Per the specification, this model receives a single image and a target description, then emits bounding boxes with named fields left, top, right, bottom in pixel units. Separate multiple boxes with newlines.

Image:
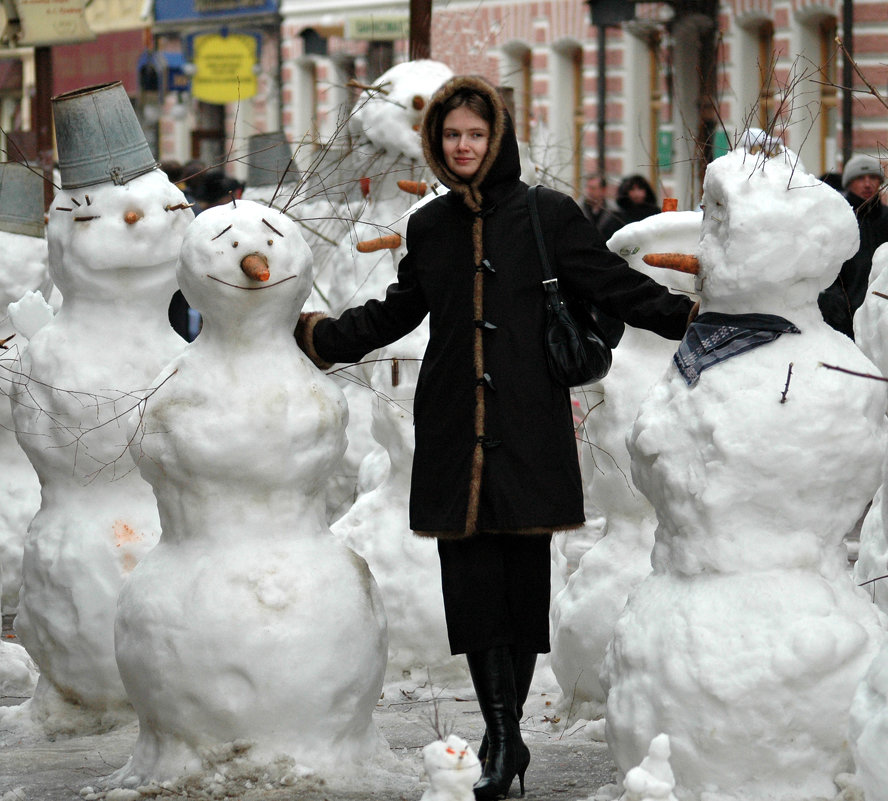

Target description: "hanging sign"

left=191, top=32, right=257, bottom=104
left=15, top=0, right=95, bottom=46
left=346, top=15, right=409, bottom=41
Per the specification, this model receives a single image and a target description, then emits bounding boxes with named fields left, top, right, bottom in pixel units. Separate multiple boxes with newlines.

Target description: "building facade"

left=278, top=0, right=888, bottom=206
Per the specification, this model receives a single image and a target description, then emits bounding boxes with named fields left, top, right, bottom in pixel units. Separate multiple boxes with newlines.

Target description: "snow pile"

left=603, top=147, right=888, bottom=800
left=110, top=200, right=388, bottom=786
left=849, top=642, right=888, bottom=801
left=4, top=168, right=190, bottom=736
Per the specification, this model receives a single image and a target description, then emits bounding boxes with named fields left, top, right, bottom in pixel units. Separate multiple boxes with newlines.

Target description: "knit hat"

left=842, top=154, right=885, bottom=189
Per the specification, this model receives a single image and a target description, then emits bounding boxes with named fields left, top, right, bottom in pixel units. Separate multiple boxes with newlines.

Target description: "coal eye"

left=267, top=239, right=273, bottom=246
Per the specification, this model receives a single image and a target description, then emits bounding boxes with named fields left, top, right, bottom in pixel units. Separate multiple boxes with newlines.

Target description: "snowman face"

left=697, top=149, right=859, bottom=310
left=422, top=734, right=482, bottom=788
left=47, top=169, right=193, bottom=294
left=176, top=199, right=313, bottom=326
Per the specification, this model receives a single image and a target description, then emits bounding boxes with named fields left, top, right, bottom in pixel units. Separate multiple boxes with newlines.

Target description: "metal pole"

left=841, top=0, right=854, bottom=164
left=409, top=0, right=432, bottom=61
left=597, top=24, right=607, bottom=174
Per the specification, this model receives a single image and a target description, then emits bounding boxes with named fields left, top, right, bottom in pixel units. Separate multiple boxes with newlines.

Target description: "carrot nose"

left=642, top=252, right=700, bottom=275
left=124, top=210, right=142, bottom=225
left=241, top=252, right=270, bottom=281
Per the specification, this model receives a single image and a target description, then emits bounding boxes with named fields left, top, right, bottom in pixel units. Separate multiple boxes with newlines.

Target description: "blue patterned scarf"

left=675, top=312, right=801, bottom=386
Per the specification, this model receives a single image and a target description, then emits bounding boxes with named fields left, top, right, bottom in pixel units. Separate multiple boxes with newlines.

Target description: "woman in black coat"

left=616, top=173, right=661, bottom=223
left=297, top=74, right=695, bottom=799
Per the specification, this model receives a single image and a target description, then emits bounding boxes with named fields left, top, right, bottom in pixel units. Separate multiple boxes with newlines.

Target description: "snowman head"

left=349, top=60, right=454, bottom=160
left=421, top=734, right=481, bottom=799
left=696, top=147, right=859, bottom=314
left=47, top=168, right=192, bottom=298
left=177, top=199, right=313, bottom=331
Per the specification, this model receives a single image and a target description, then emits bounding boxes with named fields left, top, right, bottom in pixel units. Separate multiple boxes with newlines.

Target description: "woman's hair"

left=616, top=173, right=657, bottom=206
left=436, top=88, right=495, bottom=138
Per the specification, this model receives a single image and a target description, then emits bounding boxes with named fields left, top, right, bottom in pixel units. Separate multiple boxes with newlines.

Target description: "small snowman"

left=5, top=82, right=191, bottom=735
left=111, top=199, right=388, bottom=785
left=0, top=162, right=51, bottom=616
left=619, top=734, right=679, bottom=801
left=420, top=734, right=481, bottom=801
left=602, top=144, right=888, bottom=800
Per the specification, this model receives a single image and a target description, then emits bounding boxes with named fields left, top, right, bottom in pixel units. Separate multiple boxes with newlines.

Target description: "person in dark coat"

left=818, top=153, right=888, bottom=339
left=615, top=173, right=660, bottom=223
left=296, top=75, right=695, bottom=800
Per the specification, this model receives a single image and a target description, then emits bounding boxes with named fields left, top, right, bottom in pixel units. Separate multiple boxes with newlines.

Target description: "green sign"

left=712, top=129, right=730, bottom=158
left=657, top=130, right=673, bottom=171
left=347, top=16, right=410, bottom=41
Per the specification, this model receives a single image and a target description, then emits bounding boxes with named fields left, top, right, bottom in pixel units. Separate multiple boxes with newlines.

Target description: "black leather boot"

left=467, top=646, right=531, bottom=799
left=477, top=649, right=537, bottom=765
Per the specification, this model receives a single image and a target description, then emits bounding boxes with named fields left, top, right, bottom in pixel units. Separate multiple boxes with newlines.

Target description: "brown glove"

left=295, top=311, right=334, bottom=369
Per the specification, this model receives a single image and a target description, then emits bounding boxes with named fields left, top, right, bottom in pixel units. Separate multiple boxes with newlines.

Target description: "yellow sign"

left=16, top=0, right=95, bottom=46
left=192, top=33, right=257, bottom=105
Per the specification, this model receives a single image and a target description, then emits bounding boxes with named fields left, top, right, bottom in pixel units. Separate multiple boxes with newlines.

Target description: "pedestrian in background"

left=818, top=154, right=888, bottom=339
left=580, top=172, right=625, bottom=242
left=616, top=173, right=660, bottom=223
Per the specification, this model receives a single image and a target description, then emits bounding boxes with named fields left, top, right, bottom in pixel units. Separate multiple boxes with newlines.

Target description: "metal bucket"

left=52, top=82, right=159, bottom=189
left=0, top=162, right=45, bottom=238
left=246, top=132, right=300, bottom=188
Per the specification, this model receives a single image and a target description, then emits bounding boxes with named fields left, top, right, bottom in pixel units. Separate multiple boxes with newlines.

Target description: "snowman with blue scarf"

left=602, top=143, right=888, bottom=800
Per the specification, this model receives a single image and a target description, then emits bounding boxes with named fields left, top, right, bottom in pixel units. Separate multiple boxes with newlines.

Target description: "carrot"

left=356, top=233, right=402, bottom=253
left=397, top=179, right=427, bottom=196
left=642, top=252, right=700, bottom=275
left=241, top=253, right=270, bottom=281
left=662, top=198, right=678, bottom=212
left=359, top=176, right=371, bottom=198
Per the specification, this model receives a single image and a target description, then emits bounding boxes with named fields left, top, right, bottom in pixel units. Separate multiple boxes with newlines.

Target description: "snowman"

left=5, top=83, right=191, bottom=735
left=550, top=207, right=700, bottom=720
left=0, top=162, right=52, bottom=616
left=602, top=145, right=888, bottom=799
left=850, top=242, right=888, bottom=615
left=419, top=734, right=481, bottom=801
left=330, top=192, right=467, bottom=682
left=110, top=199, right=388, bottom=785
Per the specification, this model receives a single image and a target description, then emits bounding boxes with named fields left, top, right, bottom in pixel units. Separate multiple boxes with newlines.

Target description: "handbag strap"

left=528, top=185, right=564, bottom=312
left=527, top=185, right=555, bottom=283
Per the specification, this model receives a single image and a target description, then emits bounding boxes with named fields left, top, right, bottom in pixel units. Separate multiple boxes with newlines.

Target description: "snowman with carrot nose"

left=602, top=141, right=888, bottom=799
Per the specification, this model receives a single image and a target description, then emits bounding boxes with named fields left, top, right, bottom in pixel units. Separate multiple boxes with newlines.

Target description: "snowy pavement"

left=1, top=617, right=617, bottom=801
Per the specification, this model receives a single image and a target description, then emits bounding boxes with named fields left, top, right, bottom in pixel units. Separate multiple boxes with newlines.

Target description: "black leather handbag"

left=527, top=185, right=620, bottom=387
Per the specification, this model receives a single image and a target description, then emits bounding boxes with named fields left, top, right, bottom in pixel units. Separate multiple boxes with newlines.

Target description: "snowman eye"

left=267, top=239, right=273, bottom=246
left=262, top=218, right=284, bottom=237
left=232, top=241, right=238, bottom=248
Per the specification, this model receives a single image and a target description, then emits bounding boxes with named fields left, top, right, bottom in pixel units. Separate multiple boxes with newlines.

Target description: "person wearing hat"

left=818, top=153, right=888, bottom=339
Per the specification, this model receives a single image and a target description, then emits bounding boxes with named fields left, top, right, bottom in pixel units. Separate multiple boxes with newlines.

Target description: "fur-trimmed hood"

left=421, top=74, right=522, bottom=213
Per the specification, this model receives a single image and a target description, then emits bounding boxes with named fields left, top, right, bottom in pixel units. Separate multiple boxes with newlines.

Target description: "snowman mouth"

left=205, top=273, right=300, bottom=291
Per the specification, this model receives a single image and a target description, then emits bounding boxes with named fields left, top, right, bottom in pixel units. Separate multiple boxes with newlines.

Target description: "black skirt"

left=436, top=532, right=552, bottom=655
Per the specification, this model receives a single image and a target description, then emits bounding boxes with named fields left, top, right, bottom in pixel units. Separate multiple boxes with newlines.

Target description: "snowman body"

left=8, top=169, right=190, bottom=727
left=603, top=149, right=888, bottom=800
left=0, top=230, right=50, bottom=614
left=113, top=201, right=387, bottom=784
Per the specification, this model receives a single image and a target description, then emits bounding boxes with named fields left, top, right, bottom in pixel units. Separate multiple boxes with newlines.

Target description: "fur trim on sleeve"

left=295, top=311, right=334, bottom=370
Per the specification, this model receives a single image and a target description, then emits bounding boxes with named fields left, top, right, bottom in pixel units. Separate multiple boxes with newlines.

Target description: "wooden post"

left=33, top=45, right=54, bottom=209
left=409, top=0, right=431, bottom=61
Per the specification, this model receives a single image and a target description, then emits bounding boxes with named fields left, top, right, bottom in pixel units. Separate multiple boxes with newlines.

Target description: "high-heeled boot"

left=478, top=649, right=537, bottom=765
left=467, top=646, right=531, bottom=799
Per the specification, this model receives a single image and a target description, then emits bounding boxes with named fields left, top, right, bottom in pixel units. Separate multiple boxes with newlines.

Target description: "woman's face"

left=442, top=106, right=490, bottom=181
left=627, top=184, right=647, bottom=204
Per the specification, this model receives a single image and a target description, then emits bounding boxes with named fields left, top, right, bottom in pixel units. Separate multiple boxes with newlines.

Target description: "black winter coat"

left=818, top=191, right=888, bottom=339
left=305, top=76, right=693, bottom=538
